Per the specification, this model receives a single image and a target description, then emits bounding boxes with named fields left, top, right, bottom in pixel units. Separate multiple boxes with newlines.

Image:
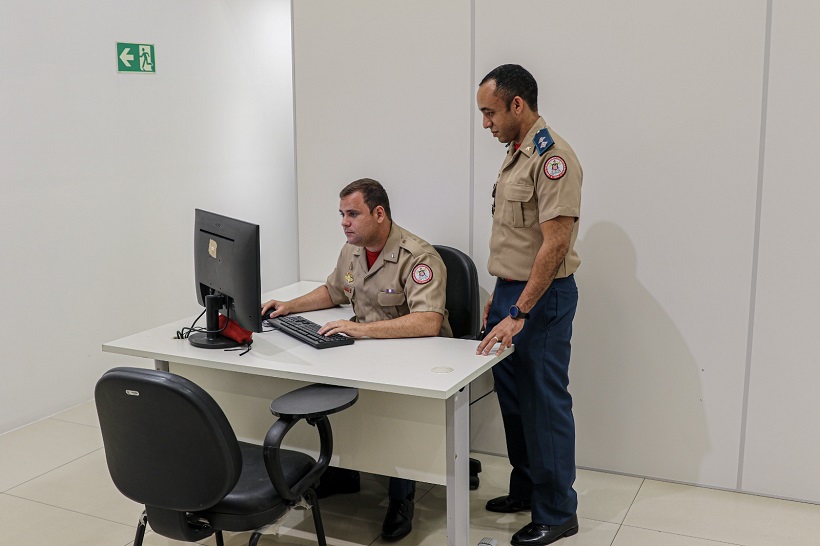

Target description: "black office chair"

left=434, top=245, right=485, bottom=489
left=434, top=245, right=481, bottom=340
left=95, top=367, right=358, bottom=546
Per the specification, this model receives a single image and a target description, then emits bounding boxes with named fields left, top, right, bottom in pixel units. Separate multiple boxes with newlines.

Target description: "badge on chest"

left=343, top=270, right=354, bottom=296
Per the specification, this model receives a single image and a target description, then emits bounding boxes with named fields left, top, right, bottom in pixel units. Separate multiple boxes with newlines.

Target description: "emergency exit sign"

left=117, top=42, right=155, bottom=73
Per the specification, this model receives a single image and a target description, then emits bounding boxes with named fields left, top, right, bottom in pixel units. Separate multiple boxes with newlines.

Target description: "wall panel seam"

left=469, top=0, right=476, bottom=256
left=290, top=0, right=301, bottom=280
left=737, top=0, right=773, bottom=491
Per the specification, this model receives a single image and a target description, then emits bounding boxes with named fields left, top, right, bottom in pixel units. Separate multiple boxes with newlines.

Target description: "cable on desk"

left=174, top=308, right=253, bottom=355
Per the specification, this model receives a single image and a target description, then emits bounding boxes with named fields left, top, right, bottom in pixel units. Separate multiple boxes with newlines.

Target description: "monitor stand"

left=189, top=294, right=239, bottom=349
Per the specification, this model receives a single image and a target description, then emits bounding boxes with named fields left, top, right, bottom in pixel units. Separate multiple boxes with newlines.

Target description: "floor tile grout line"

left=608, top=522, right=621, bottom=546
left=605, top=477, right=645, bottom=546
left=2, top=446, right=104, bottom=494
left=617, top=523, right=746, bottom=546
left=622, top=477, right=645, bottom=523
left=1, top=490, right=137, bottom=530
left=0, top=409, right=97, bottom=438
left=49, top=416, right=99, bottom=429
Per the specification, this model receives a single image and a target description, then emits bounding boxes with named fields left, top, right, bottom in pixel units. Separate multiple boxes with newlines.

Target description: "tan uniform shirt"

left=488, top=117, right=582, bottom=281
left=325, top=223, right=452, bottom=337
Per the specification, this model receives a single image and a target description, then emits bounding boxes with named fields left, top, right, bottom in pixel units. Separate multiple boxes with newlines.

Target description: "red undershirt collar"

left=366, top=248, right=381, bottom=269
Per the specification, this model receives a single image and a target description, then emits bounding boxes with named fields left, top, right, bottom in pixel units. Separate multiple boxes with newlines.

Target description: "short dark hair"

left=340, top=178, right=392, bottom=220
left=480, top=64, right=538, bottom=112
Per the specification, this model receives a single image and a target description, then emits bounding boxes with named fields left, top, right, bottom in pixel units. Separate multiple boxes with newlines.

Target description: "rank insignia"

left=533, top=127, right=555, bottom=156
left=344, top=271, right=354, bottom=283
left=412, top=264, right=433, bottom=285
left=544, top=156, right=567, bottom=180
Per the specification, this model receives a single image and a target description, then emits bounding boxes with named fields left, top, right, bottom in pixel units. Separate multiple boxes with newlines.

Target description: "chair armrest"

left=263, top=384, right=358, bottom=502
left=269, top=383, right=358, bottom=420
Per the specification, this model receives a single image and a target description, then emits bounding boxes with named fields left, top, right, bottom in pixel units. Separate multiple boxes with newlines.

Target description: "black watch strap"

left=509, top=305, right=530, bottom=320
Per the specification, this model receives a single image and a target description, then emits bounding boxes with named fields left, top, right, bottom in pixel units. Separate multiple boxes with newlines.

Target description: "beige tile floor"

left=2, top=401, right=819, bottom=546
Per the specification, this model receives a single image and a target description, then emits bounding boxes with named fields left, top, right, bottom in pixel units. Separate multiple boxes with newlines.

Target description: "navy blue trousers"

left=487, top=275, right=578, bottom=525
left=389, top=478, right=415, bottom=500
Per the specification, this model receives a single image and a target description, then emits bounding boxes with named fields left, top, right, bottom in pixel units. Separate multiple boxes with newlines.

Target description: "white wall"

left=0, top=0, right=297, bottom=434
left=292, top=1, right=820, bottom=504
left=292, top=0, right=473, bottom=281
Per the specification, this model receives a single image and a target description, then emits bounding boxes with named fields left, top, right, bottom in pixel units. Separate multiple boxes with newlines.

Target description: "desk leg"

left=446, top=388, right=469, bottom=546
left=154, top=360, right=169, bottom=372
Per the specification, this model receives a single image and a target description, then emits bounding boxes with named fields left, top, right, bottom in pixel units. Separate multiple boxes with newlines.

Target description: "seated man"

left=262, top=178, right=452, bottom=541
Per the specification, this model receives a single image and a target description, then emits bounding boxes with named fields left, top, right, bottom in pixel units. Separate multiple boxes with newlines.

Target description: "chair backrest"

left=95, top=367, right=242, bottom=511
left=433, top=245, right=481, bottom=339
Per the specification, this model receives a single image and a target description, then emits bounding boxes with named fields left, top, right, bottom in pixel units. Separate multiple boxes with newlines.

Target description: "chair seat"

left=203, top=442, right=317, bottom=531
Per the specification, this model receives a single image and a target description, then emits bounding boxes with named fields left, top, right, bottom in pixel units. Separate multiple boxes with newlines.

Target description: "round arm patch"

left=412, top=263, right=433, bottom=284
left=545, top=156, right=567, bottom=180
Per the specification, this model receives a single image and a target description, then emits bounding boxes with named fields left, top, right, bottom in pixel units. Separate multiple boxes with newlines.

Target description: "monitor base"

left=188, top=332, right=239, bottom=349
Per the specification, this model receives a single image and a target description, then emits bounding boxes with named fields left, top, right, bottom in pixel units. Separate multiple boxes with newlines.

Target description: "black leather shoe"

left=511, top=515, right=579, bottom=545
left=381, top=497, right=414, bottom=542
left=314, top=467, right=360, bottom=499
left=469, top=457, right=482, bottom=490
left=485, top=495, right=532, bottom=513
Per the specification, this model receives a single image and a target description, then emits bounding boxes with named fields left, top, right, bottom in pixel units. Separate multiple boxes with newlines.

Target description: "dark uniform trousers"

left=487, top=275, right=578, bottom=525
left=389, top=478, right=414, bottom=500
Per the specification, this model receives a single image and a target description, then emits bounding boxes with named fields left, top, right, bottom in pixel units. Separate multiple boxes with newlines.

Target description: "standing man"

left=475, top=64, right=582, bottom=546
left=262, top=178, right=452, bottom=542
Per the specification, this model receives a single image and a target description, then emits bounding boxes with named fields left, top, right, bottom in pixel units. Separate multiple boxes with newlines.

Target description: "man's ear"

left=511, top=96, right=524, bottom=114
left=373, top=205, right=386, bottom=222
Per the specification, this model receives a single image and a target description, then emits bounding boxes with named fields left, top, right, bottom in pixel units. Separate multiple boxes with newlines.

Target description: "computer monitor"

left=189, top=209, right=263, bottom=349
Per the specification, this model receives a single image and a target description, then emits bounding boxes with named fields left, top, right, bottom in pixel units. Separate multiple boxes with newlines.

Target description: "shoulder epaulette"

left=533, top=127, right=554, bottom=156
left=399, top=235, right=426, bottom=257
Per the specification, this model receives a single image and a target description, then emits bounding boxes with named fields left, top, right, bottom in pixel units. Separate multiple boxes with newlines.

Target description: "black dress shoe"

left=314, top=467, right=360, bottom=499
left=485, top=495, right=532, bottom=513
left=381, top=497, right=414, bottom=542
left=511, top=515, right=579, bottom=545
left=470, top=457, right=482, bottom=490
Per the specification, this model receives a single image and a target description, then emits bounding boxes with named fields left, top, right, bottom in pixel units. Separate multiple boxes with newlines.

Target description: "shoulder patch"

left=412, top=263, right=433, bottom=285
left=533, top=128, right=555, bottom=156
left=544, top=156, right=567, bottom=180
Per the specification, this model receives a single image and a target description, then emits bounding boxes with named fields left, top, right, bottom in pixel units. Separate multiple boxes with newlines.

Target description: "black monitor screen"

left=190, top=209, right=262, bottom=349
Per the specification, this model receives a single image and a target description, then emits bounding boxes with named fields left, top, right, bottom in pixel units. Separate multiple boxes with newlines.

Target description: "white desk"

left=103, top=281, right=511, bottom=546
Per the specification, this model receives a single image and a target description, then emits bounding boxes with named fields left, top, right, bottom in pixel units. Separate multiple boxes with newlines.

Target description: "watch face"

left=510, top=305, right=521, bottom=318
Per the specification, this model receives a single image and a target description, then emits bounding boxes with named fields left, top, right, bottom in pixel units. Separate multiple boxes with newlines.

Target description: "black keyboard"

left=266, top=315, right=355, bottom=349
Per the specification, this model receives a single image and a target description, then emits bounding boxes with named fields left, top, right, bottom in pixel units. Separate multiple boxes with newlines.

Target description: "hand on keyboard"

left=266, top=315, right=354, bottom=349
left=317, top=318, right=365, bottom=338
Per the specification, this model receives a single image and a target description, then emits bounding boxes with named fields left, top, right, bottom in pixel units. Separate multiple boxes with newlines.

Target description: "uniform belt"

left=497, top=274, right=574, bottom=284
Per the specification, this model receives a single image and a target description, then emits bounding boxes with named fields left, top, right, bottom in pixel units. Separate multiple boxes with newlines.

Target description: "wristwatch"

left=509, top=305, right=530, bottom=320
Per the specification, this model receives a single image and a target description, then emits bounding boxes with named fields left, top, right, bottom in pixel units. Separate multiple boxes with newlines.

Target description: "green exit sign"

left=117, top=42, right=155, bottom=73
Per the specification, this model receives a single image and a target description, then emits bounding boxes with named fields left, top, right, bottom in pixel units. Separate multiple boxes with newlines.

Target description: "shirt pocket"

left=377, top=291, right=406, bottom=307
left=504, top=184, right=538, bottom=228
left=377, top=290, right=406, bottom=319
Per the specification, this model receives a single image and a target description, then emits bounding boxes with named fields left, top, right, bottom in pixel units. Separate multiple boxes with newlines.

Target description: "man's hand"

left=261, top=286, right=335, bottom=319
left=318, top=319, right=365, bottom=338
left=482, top=292, right=494, bottom=329
left=261, top=299, right=293, bottom=318
left=476, top=316, right=524, bottom=356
